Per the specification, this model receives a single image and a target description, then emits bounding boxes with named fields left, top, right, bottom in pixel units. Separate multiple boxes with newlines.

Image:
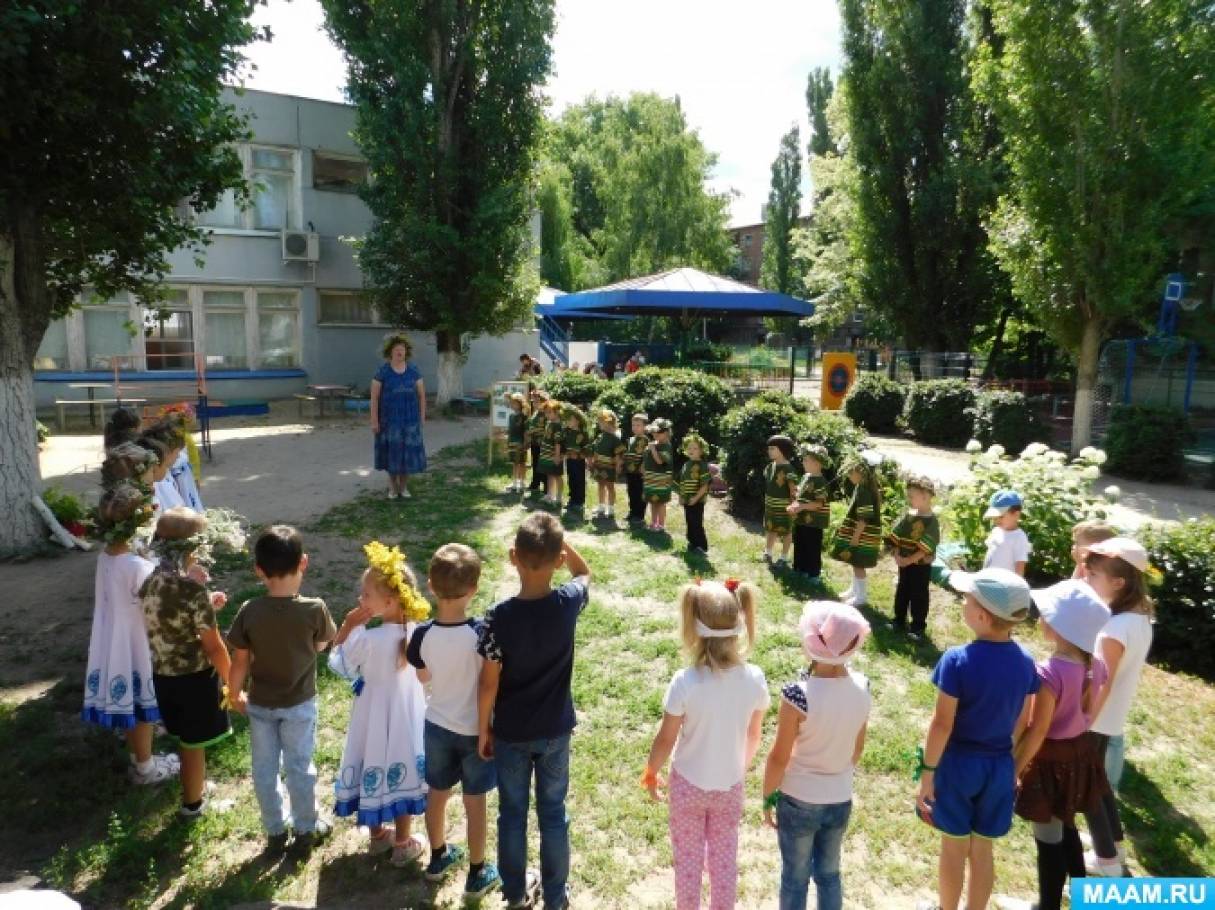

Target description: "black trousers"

left=625, top=472, right=645, bottom=520
left=566, top=457, right=586, bottom=508
left=894, top=562, right=932, bottom=631
left=528, top=442, right=544, bottom=490
left=1084, top=733, right=1125, bottom=859
left=684, top=502, right=708, bottom=551
left=792, top=525, right=823, bottom=576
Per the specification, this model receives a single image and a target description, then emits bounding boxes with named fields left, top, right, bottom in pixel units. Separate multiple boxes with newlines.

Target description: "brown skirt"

left=1015, top=733, right=1110, bottom=825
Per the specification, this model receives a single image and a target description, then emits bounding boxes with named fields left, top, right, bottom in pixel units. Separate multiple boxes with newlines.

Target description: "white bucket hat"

left=1030, top=579, right=1111, bottom=654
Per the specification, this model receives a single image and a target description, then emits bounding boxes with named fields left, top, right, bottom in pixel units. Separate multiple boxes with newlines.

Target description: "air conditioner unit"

left=281, top=230, right=320, bottom=263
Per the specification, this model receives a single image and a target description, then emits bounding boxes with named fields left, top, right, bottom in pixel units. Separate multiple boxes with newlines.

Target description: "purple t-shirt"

left=1039, top=655, right=1108, bottom=740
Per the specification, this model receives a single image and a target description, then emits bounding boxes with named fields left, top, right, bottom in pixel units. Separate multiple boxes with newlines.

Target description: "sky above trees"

left=239, top=0, right=840, bottom=226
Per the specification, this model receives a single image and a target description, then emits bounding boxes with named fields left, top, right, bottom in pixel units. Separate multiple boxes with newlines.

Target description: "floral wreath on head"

left=92, top=485, right=156, bottom=545
left=364, top=540, right=431, bottom=622
left=597, top=408, right=619, bottom=429
left=681, top=429, right=709, bottom=458
left=157, top=402, right=196, bottom=428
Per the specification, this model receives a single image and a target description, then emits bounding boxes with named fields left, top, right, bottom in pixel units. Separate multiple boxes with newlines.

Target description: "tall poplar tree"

left=805, top=68, right=837, bottom=158
left=974, top=0, right=1215, bottom=448
left=760, top=125, right=803, bottom=295
left=322, top=0, right=555, bottom=404
left=0, top=1, right=258, bottom=555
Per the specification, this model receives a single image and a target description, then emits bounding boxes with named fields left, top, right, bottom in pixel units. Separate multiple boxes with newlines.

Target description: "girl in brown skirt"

left=1011, top=580, right=1113, bottom=910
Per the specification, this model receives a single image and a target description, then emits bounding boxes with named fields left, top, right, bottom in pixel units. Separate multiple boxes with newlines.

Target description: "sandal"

left=390, top=835, right=425, bottom=867
left=368, top=827, right=394, bottom=855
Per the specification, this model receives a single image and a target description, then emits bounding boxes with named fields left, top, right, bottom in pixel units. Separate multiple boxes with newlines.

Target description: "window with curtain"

left=34, top=320, right=69, bottom=370
left=84, top=309, right=133, bottom=369
left=318, top=291, right=376, bottom=324
left=196, top=188, right=241, bottom=228
left=143, top=289, right=194, bottom=371
left=257, top=291, right=299, bottom=367
left=203, top=290, right=248, bottom=368
left=252, top=148, right=294, bottom=230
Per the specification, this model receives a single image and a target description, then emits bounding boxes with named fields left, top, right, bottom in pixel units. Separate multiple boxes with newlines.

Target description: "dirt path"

left=0, top=414, right=487, bottom=701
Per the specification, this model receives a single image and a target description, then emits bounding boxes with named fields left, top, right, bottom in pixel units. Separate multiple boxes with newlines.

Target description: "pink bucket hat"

left=1086, top=537, right=1149, bottom=573
left=799, top=601, right=871, bottom=665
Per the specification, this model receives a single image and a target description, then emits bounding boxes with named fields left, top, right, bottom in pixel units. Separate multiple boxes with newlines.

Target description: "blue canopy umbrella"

left=541, top=267, right=815, bottom=320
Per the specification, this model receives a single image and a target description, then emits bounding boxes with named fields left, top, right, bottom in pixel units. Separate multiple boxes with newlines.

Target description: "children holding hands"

left=327, top=541, right=429, bottom=866
left=644, top=579, right=767, bottom=910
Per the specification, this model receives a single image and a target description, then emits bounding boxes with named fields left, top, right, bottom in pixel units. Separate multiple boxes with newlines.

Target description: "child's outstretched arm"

left=1013, top=689, right=1055, bottom=779
left=762, top=701, right=801, bottom=828
left=199, top=625, right=231, bottom=685
left=228, top=648, right=252, bottom=714
left=917, top=691, right=958, bottom=824
left=643, top=712, right=683, bottom=801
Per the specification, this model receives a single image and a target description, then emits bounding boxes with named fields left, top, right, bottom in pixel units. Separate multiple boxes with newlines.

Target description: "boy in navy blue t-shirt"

left=477, top=513, right=590, bottom=910
left=916, top=568, right=1038, bottom=910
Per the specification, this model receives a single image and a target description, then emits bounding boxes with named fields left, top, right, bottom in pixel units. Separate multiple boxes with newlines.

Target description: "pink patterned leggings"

left=668, top=768, right=744, bottom=910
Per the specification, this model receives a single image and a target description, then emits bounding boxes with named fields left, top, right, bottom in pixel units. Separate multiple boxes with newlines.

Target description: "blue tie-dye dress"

left=373, top=362, right=427, bottom=475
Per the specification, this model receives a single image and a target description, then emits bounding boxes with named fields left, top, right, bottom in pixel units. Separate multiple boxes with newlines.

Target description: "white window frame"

left=193, top=144, right=303, bottom=234
left=317, top=289, right=385, bottom=326
left=254, top=288, right=305, bottom=369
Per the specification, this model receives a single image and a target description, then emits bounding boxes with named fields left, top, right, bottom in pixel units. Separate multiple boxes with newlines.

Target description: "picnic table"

left=305, top=384, right=352, bottom=418
left=67, top=383, right=117, bottom=428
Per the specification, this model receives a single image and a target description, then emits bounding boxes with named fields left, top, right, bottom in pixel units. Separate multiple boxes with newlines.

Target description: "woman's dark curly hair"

left=381, top=332, right=413, bottom=359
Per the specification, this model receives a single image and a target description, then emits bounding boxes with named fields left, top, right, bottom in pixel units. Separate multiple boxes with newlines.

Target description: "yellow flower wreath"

left=363, top=540, right=431, bottom=622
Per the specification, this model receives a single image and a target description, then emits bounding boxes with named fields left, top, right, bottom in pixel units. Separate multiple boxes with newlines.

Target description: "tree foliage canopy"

left=760, top=124, right=803, bottom=295
left=322, top=0, right=555, bottom=342
left=539, top=93, right=733, bottom=289
left=0, top=0, right=260, bottom=352
left=805, top=67, right=837, bottom=159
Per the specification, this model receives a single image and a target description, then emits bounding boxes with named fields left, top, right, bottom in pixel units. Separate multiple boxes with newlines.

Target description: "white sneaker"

left=1085, top=850, right=1125, bottom=877
left=399, top=488, right=412, bottom=499
left=996, top=898, right=1037, bottom=910
left=129, top=753, right=180, bottom=785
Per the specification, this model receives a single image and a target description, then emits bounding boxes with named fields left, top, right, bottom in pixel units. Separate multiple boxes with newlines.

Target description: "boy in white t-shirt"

left=982, top=490, right=1031, bottom=576
left=405, top=544, right=501, bottom=899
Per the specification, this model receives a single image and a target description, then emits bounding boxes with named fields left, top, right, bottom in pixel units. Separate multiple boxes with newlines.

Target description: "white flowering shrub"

left=946, top=444, right=1117, bottom=580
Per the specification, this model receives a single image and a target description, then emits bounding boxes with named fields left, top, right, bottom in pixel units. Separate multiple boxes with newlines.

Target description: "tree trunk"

left=0, top=233, right=48, bottom=556
left=1070, top=317, right=1103, bottom=453
left=434, top=330, right=465, bottom=408
left=982, top=307, right=1012, bottom=380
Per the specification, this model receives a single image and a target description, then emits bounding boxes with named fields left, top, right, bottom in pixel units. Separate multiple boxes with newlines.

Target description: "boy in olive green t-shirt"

left=886, top=476, right=940, bottom=638
left=227, top=525, right=337, bottom=850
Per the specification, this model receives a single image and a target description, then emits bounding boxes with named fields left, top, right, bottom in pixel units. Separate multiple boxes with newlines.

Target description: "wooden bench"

left=451, top=393, right=491, bottom=415
left=55, top=397, right=146, bottom=431
left=294, top=393, right=318, bottom=418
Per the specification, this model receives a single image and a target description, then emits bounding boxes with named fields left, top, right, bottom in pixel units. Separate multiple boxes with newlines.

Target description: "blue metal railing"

left=539, top=314, right=569, bottom=366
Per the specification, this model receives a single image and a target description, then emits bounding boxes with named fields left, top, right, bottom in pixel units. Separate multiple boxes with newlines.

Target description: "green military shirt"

left=643, top=441, right=673, bottom=486
left=563, top=425, right=590, bottom=460
left=140, top=562, right=215, bottom=676
left=763, top=461, right=799, bottom=513
left=888, top=511, right=941, bottom=560
left=508, top=411, right=526, bottom=445
left=526, top=410, right=546, bottom=444
left=794, top=472, right=830, bottom=529
left=541, top=418, right=564, bottom=462
left=678, top=458, right=709, bottom=501
left=594, top=431, right=625, bottom=470
left=625, top=435, right=648, bottom=474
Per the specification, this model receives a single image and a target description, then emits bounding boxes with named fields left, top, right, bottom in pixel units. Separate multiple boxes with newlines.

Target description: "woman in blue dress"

left=370, top=333, right=427, bottom=499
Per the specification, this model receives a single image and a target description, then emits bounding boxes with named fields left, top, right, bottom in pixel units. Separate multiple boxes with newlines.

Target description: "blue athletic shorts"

left=424, top=720, right=497, bottom=795
left=920, top=749, right=1015, bottom=839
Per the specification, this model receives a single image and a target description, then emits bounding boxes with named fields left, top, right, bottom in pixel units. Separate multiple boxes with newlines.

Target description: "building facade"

left=34, top=88, right=544, bottom=410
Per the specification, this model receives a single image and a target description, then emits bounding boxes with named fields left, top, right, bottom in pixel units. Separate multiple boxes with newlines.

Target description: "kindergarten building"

left=33, top=87, right=546, bottom=411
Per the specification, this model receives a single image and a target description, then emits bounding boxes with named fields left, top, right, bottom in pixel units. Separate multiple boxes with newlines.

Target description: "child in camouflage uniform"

left=505, top=393, right=528, bottom=493
left=140, top=507, right=233, bottom=816
left=591, top=409, right=626, bottom=518
left=678, top=431, right=711, bottom=553
left=831, top=454, right=884, bottom=607
left=525, top=389, right=549, bottom=497
left=763, top=435, right=800, bottom=566
left=562, top=405, right=592, bottom=517
left=624, top=413, right=650, bottom=524
left=787, top=443, right=831, bottom=582
left=643, top=418, right=675, bottom=531
left=538, top=399, right=565, bottom=507
left=887, top=475, right=940, bottom=639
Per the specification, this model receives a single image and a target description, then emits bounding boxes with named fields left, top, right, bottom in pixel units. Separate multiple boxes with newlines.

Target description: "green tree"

left=543, top=94, right=733, bottom=285
left=974, top=0, right=1215, bottom=449
left=760, top=125, right=803, bottom=295
left=805, top=67, right=837, bottom=158
left=840, top=0, right=1004, bottom=351
left=322, top=0, right=554, bottom=404
left=0, top=1, right=259, bottom=555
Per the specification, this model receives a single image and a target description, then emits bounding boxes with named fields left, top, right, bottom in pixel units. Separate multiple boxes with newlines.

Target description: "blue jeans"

left=1103, top=733, right=1125, bottom=792
left=247, top=698, right=320, bottom=835
left=495, top=735, right=571, bottom=908
left=776, top=794, right=852, bottom=910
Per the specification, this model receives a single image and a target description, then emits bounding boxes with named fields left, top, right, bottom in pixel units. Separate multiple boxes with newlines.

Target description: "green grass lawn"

left=4, top=442, right=1212, bottom=908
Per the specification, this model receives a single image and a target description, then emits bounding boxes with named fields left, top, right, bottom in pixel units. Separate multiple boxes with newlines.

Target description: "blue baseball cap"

left=984, top=489, right=1024, bottom=519
left=949, top=567, right=1032, bottom=622
left=1030, top=579, right=1111, bottom=653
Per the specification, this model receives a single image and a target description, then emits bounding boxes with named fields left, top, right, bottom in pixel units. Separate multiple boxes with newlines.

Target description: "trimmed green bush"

left=683, top=342, right=733, bottom=363
left=946, top=443, right=1113, bottom=581
left=904, top=379, right=977, bottom=448
left=967, top=389, right=1049, bottom=455
left=1142, top=518, right=1215, bottom=680
left=590, top=367, right=733, bottom=452
left=844, top=373, right=906, bottom=434
left=751, top=389, right=811, bottom=414
left=720, top=396, right=866, bottom=518
left=536, top=370, right=607, bottom=410
left=36, top=420, right=49, bottom=444
left=1104, top=404, right=1193, bottom=482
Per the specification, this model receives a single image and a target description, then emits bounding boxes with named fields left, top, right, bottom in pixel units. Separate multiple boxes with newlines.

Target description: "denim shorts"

left=424, top=720, right=497, bottom=795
